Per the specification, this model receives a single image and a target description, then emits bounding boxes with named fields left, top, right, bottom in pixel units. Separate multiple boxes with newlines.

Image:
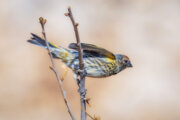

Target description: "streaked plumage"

left=28, top=33, right=132, bottom=78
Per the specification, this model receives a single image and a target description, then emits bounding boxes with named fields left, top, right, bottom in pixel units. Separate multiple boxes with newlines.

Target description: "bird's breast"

left=69, top=57, right=118, bottom=77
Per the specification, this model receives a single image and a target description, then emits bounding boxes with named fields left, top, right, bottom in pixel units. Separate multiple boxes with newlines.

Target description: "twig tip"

left=39, top=17, right=47, bottom=25
left=68, top=6, right=71, bottom=10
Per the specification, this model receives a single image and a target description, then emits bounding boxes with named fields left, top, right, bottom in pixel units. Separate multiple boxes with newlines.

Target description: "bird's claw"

left=78, top=88, right=87, bottom=97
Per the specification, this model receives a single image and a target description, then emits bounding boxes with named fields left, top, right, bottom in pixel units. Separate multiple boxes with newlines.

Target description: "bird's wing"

left=68, top=43, right=116, bottom=60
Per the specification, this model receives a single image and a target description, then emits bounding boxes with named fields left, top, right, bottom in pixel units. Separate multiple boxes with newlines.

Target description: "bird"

left=28, top=33, right=132, bottom=78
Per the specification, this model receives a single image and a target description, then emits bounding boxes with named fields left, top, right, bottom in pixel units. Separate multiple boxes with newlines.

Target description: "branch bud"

left=49, top=66, right=54, bottom=71
left=84, top=97, right=91, bottom=107
left=75, top=23, right=79, bottom=26
left=39, top=17, right=46, bottom=25
left=64, top=13, right=69, bottom=16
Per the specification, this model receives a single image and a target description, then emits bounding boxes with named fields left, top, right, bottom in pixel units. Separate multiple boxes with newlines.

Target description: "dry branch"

left=65, top=6, right=87, bottom=120
left=39, top=17, right=76, bottom=120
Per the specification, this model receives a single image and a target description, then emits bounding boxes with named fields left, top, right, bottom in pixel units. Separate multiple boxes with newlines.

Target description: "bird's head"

left=115, top=54, right=133, bottom=71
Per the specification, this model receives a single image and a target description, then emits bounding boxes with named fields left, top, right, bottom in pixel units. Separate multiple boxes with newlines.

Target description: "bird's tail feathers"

left=28, top=33, right=75, bottom=64
left=27, top=33, right=57, bottom=49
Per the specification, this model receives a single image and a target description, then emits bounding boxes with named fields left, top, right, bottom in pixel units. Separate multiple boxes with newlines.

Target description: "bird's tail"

left=28, top=33, right=59, bottom=49
left=28, top=33, right=75, bottom=64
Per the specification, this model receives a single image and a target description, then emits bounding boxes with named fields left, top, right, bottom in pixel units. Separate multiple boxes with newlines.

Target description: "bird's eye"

left=124, top=60, right=128, bottom=63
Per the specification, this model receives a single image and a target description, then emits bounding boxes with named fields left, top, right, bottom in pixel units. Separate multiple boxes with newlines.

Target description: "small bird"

left=28, top=33, right=132, bottom=78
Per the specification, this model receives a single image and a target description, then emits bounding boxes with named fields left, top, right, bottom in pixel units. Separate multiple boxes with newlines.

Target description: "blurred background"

left=0, top=0, right=180, bottom=120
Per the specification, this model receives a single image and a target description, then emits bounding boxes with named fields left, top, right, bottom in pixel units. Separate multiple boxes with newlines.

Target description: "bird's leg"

left=73, top=65, right=87, bottom=95
left=73, top=73, right=80, bottom=84
left=77, top=69, right=87, bottom=97
left=73, top=67, right=87, bottom=95
left=77, top=69, right=87, bottom=77
left=73, top=65, right=87, bottom=76
left=78, top=86, right=87, bottom=96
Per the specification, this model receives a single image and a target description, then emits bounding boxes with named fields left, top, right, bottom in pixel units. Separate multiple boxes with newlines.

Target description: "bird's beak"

left=126, top=61, right=133, bottom=67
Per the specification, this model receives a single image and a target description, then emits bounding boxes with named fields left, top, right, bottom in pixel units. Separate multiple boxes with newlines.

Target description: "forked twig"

left=65, top=6, right=87, bottom=120
left=39, top=17, right=76, bottom=120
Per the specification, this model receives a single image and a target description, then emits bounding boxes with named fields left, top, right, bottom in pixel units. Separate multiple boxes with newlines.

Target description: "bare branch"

left=66, top=6, right=84, bottom=69
left=39, top=17, right=76, bottom=120
left=65, top=6, right=87, bottom=120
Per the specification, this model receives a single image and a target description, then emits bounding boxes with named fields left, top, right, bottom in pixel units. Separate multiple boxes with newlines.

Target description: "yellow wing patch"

left=105, top=58, right=114, bottom=63
left=50, top=42, right=60, bottom=48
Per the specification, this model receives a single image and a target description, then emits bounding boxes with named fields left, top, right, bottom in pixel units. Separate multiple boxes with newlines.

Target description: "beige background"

left=0, top=0, right=180, bottom=120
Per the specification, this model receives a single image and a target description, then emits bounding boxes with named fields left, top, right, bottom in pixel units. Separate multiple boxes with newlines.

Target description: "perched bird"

left=28, top=33, right=132, bottom=78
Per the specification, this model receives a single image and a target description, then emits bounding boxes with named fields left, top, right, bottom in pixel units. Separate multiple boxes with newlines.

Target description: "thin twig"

left=39, top=17, right=76, bottom=120
left=65, top=6, right=87, bottom=120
